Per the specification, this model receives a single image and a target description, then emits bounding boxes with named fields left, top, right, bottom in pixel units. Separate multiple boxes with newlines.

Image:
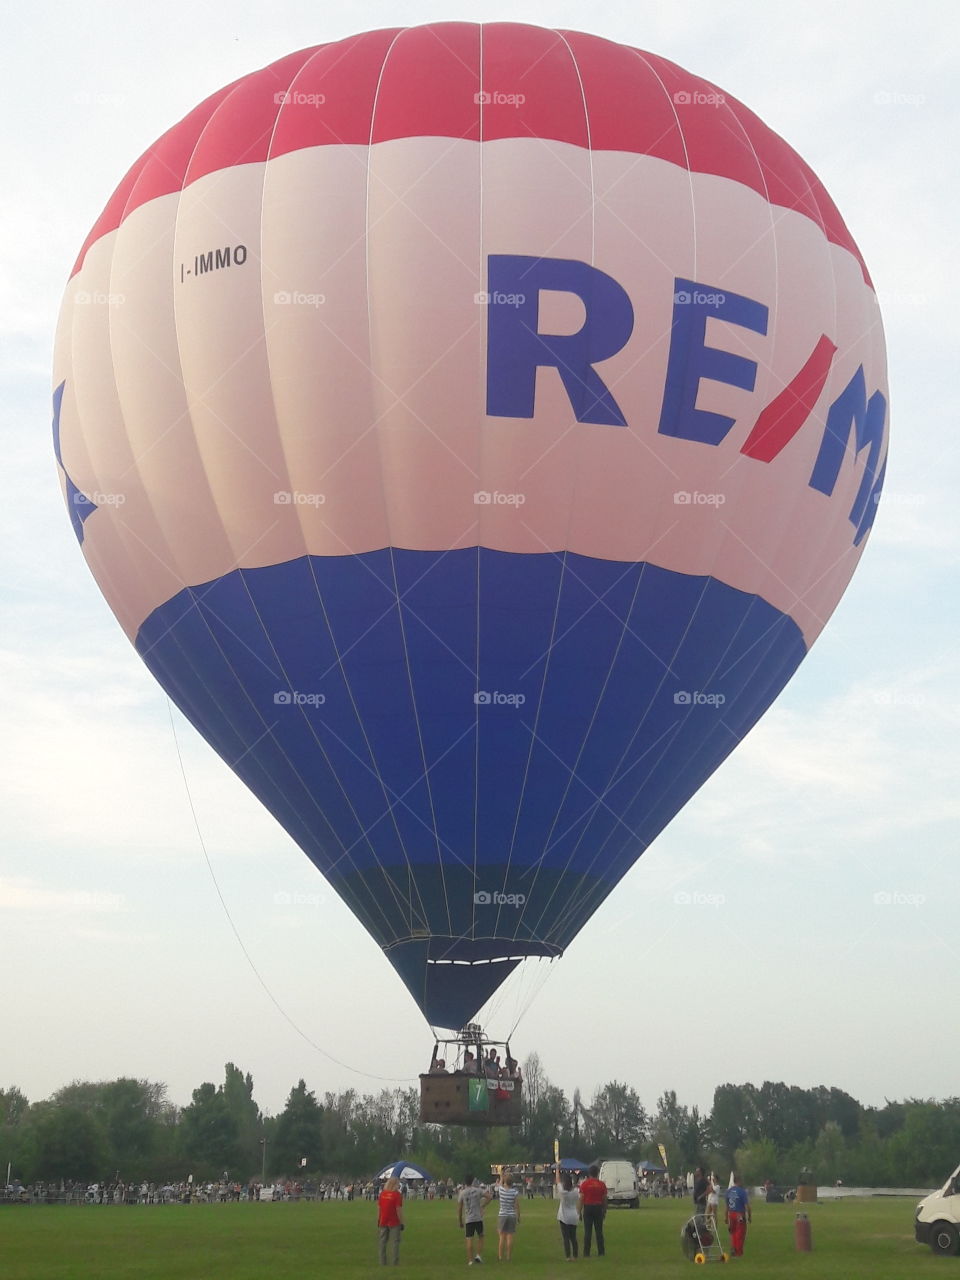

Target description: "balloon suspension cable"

left=460, top=949, right=560, bottom=1050
left=478, top=948, right=536, bottom=1033
left=505, top=954, right=562, bottom=1044
left=166, top=699, right=415, bottom=1084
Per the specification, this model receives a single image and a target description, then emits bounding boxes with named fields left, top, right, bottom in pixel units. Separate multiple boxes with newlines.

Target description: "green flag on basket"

left=468, top=1079, right=490, bottom=1111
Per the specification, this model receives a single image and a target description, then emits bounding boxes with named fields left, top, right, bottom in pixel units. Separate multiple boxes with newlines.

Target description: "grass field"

left=0, top=1194, right=940, bottom=1280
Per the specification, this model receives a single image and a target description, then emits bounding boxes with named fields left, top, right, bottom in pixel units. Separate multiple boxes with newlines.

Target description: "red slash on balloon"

left=740, top=334, right=837, bottom=462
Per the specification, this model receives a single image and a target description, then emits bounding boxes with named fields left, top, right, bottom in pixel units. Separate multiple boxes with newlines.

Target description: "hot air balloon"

left=53, top=25, right=888, bottom=1063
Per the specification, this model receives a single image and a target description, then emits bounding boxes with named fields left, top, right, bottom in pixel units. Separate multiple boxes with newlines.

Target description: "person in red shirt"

left=378, top=1176, right=405, bottom=1265
left=578, top=1165, right=608, bottom=1257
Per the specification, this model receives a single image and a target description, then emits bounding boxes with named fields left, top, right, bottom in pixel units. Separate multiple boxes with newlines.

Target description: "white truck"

left=597, top=1159, right=640, bottom=1209
left=915, top=1164, right=960, bottom=1255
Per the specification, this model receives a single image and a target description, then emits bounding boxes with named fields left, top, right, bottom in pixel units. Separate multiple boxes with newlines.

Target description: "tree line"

left=2, top=1055, right=957, bottom=1188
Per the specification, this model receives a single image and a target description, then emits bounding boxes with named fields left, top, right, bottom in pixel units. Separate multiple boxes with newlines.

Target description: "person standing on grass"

left=724, top=1173, right=752, bottom=1258
left=555, top=1170, right=581, bottom=1260
left=578, top=1164, right=608, bottom=1257
left=458, top=1174, right=490, bottom=1265
left=377, top=1176, right=405, bottom=1265
left=693, top=1167, right=708, bottom=1215
left=495, top=1172, right=521, bottom=1260
left=705, top=1176, right=720, bottom=1229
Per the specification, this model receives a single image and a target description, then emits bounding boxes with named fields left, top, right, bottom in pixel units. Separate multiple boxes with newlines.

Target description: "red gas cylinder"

left=795, top=1211, right=813, bottom=1251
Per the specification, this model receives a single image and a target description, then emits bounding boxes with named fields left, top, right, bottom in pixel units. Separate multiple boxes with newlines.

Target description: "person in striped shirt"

left=494, top=1173, right=521, bottom=1260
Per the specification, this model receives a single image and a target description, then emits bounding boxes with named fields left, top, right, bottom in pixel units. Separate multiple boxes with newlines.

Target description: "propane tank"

left=795, top=1211, right=813, bottom=1251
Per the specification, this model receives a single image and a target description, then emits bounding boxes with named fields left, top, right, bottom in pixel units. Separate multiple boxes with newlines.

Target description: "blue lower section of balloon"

left=136, top=549, right=806, bottom=1028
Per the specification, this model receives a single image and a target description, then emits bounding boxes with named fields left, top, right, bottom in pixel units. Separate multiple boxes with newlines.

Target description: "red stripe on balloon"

left=69, top=82, right=239, bottom=277
left=370, top=23, right=482, bottom=143
left=480, top=24, right=589, bottom=147
left=271, top=28, right=405, bottom=152
left=740, top=335, right=837, bottom=463
left=181, top=48, right=326, bottom=185
left=68, top=23, right=872, bottom=287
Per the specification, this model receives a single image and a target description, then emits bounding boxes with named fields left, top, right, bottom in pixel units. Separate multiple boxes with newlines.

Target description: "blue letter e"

left=658, top=278, right=769, bottom=446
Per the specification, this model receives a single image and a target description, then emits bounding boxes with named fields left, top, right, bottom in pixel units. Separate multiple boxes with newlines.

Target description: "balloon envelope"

left=53, top=24, right=888, bottom=1030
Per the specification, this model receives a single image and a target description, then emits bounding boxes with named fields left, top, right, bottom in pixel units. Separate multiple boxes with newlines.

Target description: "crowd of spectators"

left=3, top=1168, right=695, bottom=1208
left=1, top=1178, right=369, bottom=1206
left=639, top=1174, right=689, bottom=1198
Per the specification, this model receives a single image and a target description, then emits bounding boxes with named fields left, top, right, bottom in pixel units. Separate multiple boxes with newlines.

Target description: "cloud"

left=0, top=641, right=285, bottom=861
left=72, top=928, right=158, bottom=945
left=682, top=653, right=960, bottom=868
left=0, top=876, right=125, bottom=914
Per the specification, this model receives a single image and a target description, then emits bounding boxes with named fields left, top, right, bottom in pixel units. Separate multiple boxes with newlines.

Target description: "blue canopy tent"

left=377, top=1160, right=434, bottom=1182
left=556, top=1157, right=590, bottom=1172
left=638, top=1160, right=667, bottom=1173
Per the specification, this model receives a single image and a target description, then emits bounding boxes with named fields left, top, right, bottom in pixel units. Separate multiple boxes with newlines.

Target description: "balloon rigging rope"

left=507, top=955, right=560, bottom=1043
left=474, top=951, right=556, bottom=1047
left=165, top=698, right=416, bottom=1085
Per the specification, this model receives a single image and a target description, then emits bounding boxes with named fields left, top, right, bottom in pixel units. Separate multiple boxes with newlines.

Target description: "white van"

left=597, top=1159, right=639, bottom=1209
left=915, top=1164, right=960, bottom=1255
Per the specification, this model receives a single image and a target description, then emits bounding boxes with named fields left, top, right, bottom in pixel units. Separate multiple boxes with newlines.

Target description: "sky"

left=2, top=0, right=958, bottom=1122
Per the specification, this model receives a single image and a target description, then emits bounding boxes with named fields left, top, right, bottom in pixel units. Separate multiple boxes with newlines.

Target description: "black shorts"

left=465, top=1221, right=484, bottom=1237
